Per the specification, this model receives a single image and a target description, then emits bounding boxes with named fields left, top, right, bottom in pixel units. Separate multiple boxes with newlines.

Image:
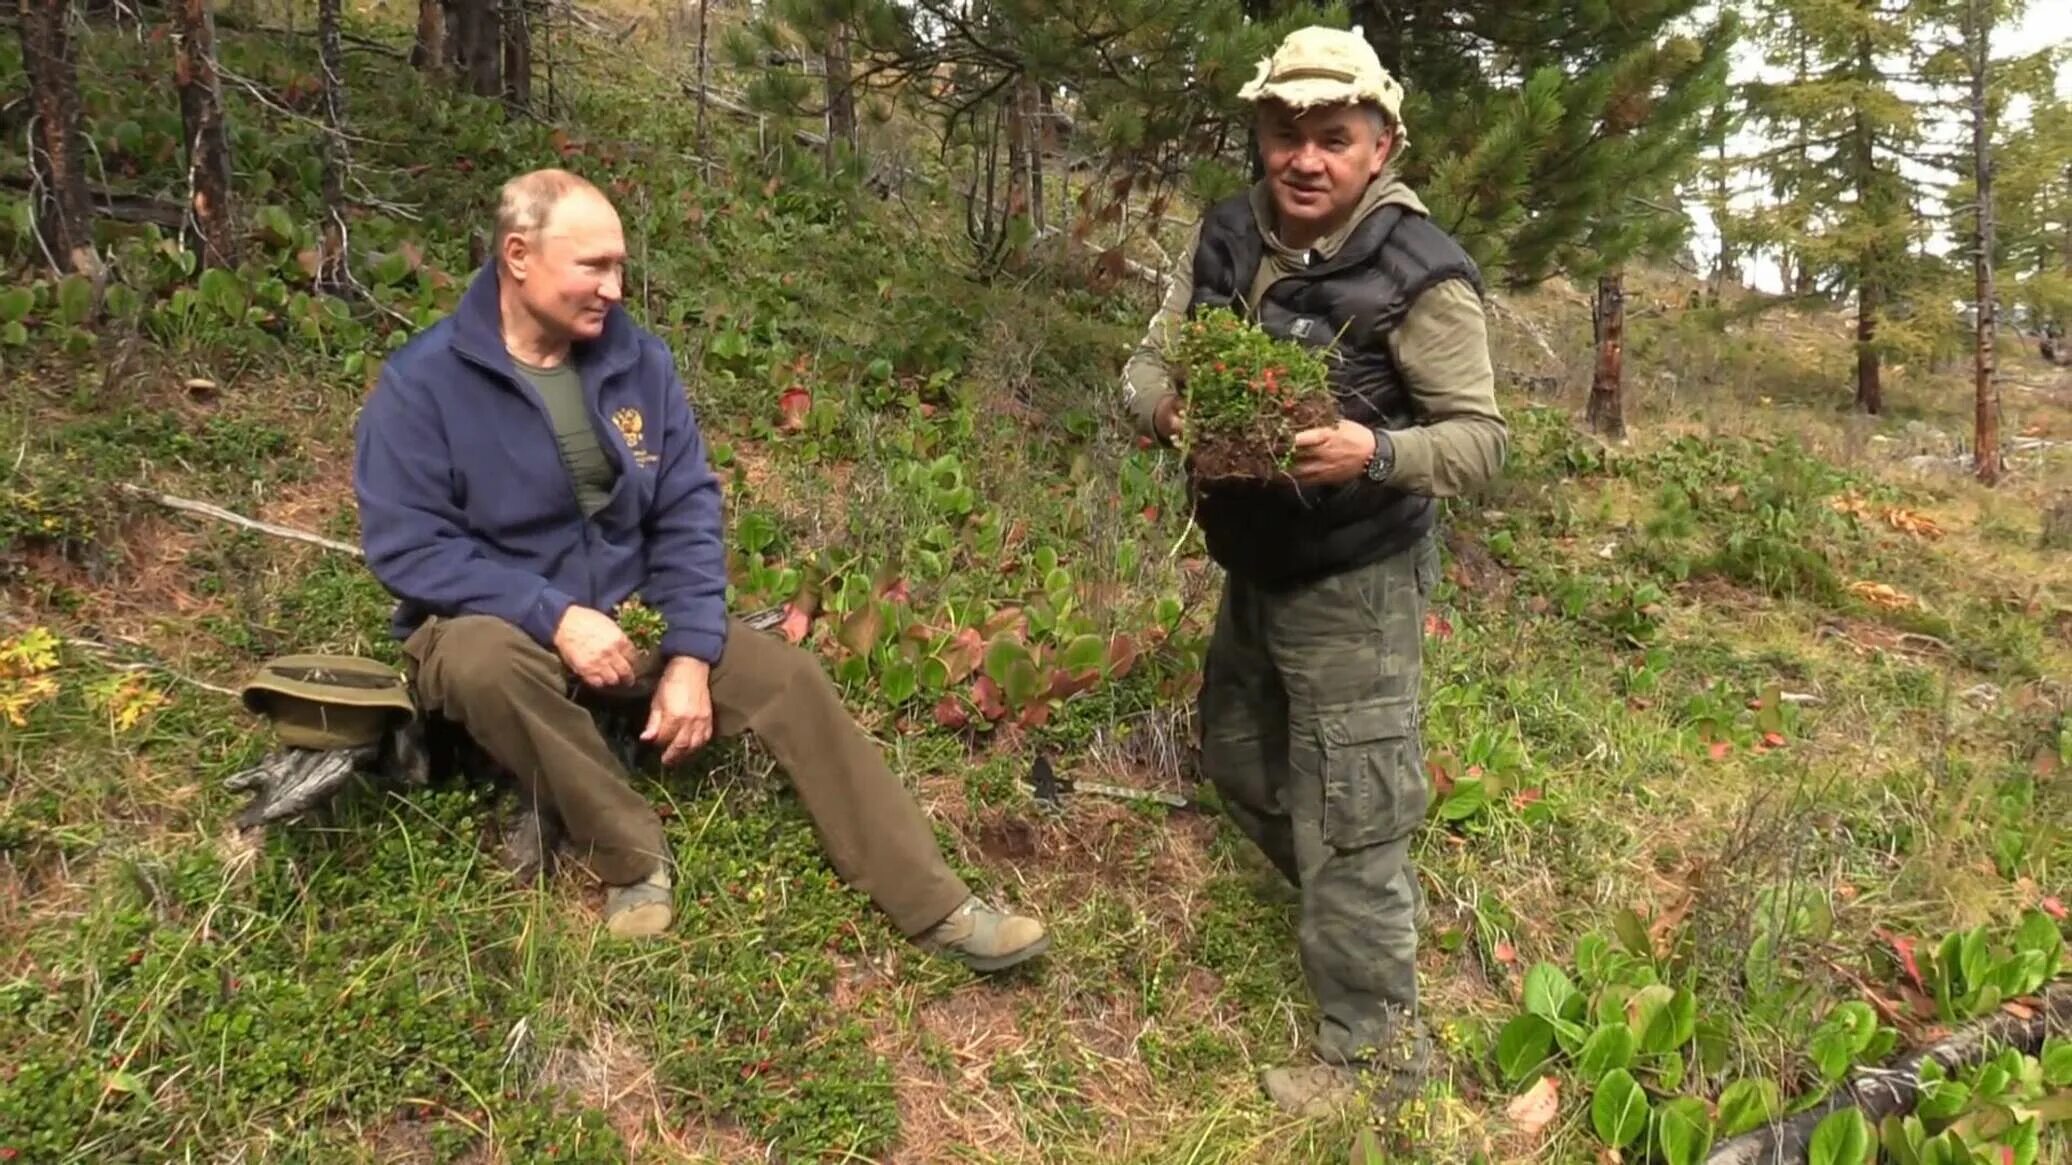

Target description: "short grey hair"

left=493, top=168, right=605, bottom=251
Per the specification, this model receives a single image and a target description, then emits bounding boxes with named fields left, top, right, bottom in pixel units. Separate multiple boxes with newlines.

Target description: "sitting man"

left=351, top=167, right=1048, bottom=971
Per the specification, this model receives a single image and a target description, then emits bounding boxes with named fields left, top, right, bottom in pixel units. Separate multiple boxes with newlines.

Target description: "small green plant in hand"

left=1168, top=307, right=1337, bottom=482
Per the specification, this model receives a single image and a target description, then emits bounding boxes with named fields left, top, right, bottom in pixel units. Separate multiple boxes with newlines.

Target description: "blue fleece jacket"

left=352, top=261, right=730, bottom=665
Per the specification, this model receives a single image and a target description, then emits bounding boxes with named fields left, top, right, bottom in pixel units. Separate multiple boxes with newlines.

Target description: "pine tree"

left=1742, top=0, right=1937, bottom=414
left=728, top=0, right=1324, bottom=270
left=1343, top=0, right=1738, bottom=285
left=1986, top=93, right=2071, bottom=364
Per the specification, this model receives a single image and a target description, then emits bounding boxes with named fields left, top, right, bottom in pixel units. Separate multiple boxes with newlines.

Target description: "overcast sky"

left=1683, top=4, right=2072, bottom=292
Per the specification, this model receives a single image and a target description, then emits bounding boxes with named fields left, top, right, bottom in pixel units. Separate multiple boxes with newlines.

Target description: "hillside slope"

left=2, top=6, right=2069, bottom=1164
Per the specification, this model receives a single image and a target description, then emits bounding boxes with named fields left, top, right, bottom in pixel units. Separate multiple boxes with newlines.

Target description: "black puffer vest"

left=1186, top=188, right=1483, bottom=590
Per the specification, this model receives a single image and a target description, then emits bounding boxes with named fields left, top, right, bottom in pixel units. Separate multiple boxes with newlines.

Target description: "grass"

left=4, top=3, right=2071, bottom=1163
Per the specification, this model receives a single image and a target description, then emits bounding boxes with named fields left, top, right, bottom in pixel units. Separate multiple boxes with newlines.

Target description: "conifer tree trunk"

left=172, top=0, right=238, bottom=269
left=316, top=0, right=349, bottom=290
left=1856, top=279, right=1882, bottom=415
left=1850, top=36, right=1882, bottom=415
left=411, top=0, right=444, bottom=74
left=1006, top=79, right=1030, bottom=223
left=16, top=0, right=101, bottom=277
left=455, top=0, right=500, bottom=98
left=501, top=0, right=530, bottom=112
left=1587, top=269, right=1628, bottom=439
left=1969, top=0, right=1998, bottom=484
left=822, top=21, right=854, bottom=173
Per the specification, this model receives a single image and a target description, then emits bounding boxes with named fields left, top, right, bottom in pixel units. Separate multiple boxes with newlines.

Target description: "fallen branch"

left=1705, top=981, right=2072, bottom=1165
left=0, top=173, right=184, bottom=228
left=119, top=483, right=362, bottom=558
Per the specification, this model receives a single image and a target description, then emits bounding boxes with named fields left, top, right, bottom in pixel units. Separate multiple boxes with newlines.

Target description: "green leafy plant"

left=1919, top=911, right=2063, bottom=1022
left=1167, top=307, right=1336, bottom=482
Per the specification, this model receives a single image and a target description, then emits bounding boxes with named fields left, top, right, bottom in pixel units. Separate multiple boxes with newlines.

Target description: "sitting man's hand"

left=1290, top=420, right=1378, bottom=485
left=555, top=605, right=639, bottom=689
left=643, top=657, right=714, bottom=765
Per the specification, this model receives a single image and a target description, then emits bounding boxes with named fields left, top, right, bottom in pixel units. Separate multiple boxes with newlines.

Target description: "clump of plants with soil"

left=1170, top=307, right=1338, bottom=482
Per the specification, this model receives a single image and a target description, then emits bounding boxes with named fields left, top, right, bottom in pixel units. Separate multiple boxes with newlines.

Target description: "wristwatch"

left=1364, top=427, right=1395, bottom=483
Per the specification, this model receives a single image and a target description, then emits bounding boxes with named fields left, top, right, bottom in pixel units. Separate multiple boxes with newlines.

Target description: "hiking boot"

left=1263, top=1032, right=1432, bottom=1117
left=919, top=895, right=1049, bottom=972
left=500, top=799, right=565, bottom=885
left=603, top=867, right=673, bottom=939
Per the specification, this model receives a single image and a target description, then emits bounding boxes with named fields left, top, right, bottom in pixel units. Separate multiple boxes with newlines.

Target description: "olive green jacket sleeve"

left=1120, top=225, right=1199, bottom=441
left=1381, top=279, right=1508, bottom=497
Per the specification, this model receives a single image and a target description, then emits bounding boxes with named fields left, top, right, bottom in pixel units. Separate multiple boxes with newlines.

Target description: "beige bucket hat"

left=1238, top=25, right=1407, bottom=144
left=239, top=653, right=418, bottom=750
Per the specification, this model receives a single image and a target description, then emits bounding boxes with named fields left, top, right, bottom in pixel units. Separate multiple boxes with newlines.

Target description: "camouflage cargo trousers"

left=1197, top=535, right=1439, bottom=1065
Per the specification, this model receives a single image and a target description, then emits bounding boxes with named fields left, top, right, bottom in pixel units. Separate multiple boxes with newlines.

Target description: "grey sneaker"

left=919, top=896, right=1049, bottom=972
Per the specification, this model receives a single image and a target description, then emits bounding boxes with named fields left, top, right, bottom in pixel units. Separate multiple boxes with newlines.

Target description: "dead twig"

left=119, top=483, right=363, bottom=558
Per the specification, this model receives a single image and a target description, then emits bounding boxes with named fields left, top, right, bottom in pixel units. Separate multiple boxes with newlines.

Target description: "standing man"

left=353, top=167, right=1048, bottom=973
left=1122, top=28, right=1507, bottom=1113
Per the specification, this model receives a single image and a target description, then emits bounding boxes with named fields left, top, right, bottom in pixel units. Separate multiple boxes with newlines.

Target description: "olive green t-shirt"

left=511, top=355, right=617, bottom=517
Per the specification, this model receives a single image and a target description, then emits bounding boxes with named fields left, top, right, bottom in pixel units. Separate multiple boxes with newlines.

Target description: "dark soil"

left=1185, top=393, right=1339, bottom=483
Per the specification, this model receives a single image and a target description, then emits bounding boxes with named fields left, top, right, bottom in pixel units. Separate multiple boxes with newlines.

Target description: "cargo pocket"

left=1319, top=696, right=1428, bottom=850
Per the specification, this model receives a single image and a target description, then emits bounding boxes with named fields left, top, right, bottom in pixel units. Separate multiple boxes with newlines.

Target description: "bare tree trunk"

left=458, top=0, right=500, bottom=98
left=1006, top=77, right=1030, bottom=228
left=1969, top=0, right=1998, bottom=485
left=411, top=0, right=444, bottom=74
left=501, top=0, right=530, bottom=112
left=695, top=0, right=708, bottom=158
left=822, top=21, right=854, bottom=174
left=315, top=0, right=349, bottom=290
left=1023, top=76, right=1044, bottom=229
left=1037, top=83, right=1056, bottom=229
left=16, top=0, right=101, bottom=278
left=1587, top=269, right=1628, bottom=439
left=172, top=0, right=239, bottom=269
left=441, top=0, right=463, bottom=71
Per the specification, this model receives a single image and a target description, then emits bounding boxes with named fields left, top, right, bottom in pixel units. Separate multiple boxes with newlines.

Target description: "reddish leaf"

left=776, top=386, right=812, bottom=434
left=1047, top=667, right=1099, bottom=701
left=1707, top=741, right=1732, bottom=761
left=1018, top=701, right=1053, bottom=729
left=1427, top=753, right=1456, bottom=795
left=932, top=695, right=968, bottom=730
left=1105, top=634, right=1139, bottom=680
left=1880, top=929, right=1927, bottom=993
left=836, top=603, right=883, bottom=657
left=2035, top=750, right=2060, bottom=778
left=939, top=627, right=984, bottom=684
left=2041, top=897, right=2067, bottom=921
left=879, top=577, right=912, bottom=605
left=980, top=607, right=1026, bottom=639
left=1506, top=1076, right=1560, bottom=1138
left=1512, top=787, right=1544, bottom=808
left=777, top=603, right=813, bottom=645
left=1423, top=610, right=1454, bottom=640
left=1493, top=940, right=1518, bottom=966
left=1141, top=505, right=1160, bottom=522
left=972, top=676, right=1007, bottom=722
left=1759, top=731, right=1788, bottom=749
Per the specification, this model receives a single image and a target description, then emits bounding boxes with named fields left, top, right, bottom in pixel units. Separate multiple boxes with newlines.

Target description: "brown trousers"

left=402, top=614, right=971, bottom=937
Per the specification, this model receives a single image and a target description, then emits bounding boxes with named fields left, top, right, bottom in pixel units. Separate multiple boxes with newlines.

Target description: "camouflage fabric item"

left=238, top=653, right=419, bottom=750
left=1197, top=535, right=1439, bottom=1066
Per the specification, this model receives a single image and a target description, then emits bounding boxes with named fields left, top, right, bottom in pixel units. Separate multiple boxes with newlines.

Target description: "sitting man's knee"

left=434, top=616, right=549, bottom=694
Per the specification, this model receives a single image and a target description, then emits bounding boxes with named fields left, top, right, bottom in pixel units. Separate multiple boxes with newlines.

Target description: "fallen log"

left=1704, top=981, right=2072, bottom=1164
